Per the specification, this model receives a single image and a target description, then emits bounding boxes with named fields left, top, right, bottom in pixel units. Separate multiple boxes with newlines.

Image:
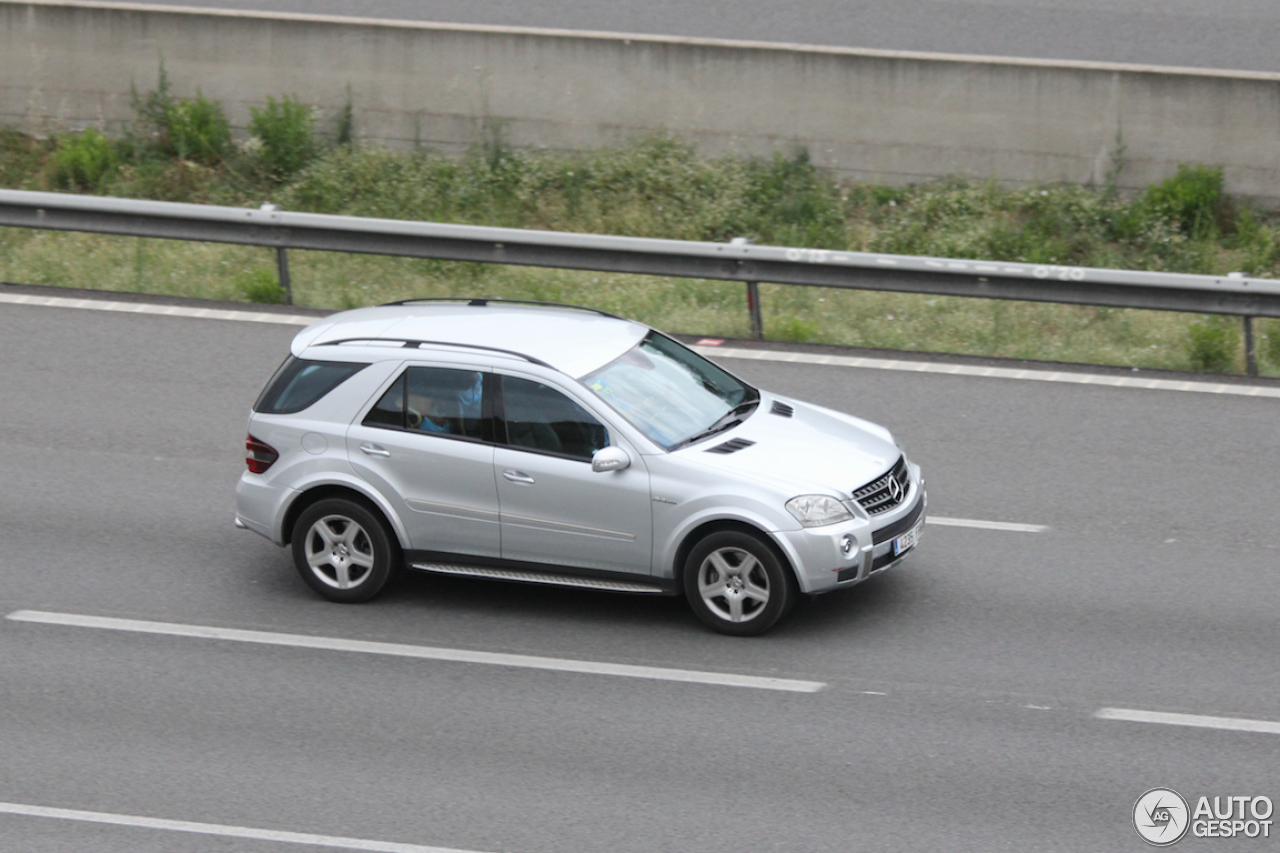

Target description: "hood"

left=674, top=394, right=901, bottom=496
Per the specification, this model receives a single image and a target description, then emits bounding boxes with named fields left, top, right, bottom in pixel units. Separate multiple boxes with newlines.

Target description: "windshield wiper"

left=669, top=398, right=760, bottom=451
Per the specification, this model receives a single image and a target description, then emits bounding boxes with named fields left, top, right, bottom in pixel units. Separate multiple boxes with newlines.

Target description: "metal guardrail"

left=2, top=189, right=1278, bottom=373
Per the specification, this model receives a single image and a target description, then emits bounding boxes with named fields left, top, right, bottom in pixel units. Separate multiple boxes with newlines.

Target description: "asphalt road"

left=1, top=293, right=1278, bottom=851
left=89, top=0, right=1280, bottom=72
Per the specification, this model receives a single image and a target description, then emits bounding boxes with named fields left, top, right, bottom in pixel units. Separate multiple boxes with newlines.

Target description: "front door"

left=494, top=375, right=652, bottom=575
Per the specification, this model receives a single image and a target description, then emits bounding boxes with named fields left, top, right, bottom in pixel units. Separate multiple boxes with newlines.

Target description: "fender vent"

left=770, top=401, right=794, bottom=417
left=706, top=438, right=756, bottom=454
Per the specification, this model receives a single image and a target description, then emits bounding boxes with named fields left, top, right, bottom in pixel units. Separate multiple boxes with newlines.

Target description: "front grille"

left=852, top=456, right=909, bottom=515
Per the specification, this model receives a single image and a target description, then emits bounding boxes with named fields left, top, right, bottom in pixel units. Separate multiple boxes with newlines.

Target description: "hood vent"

left=705, top=437, right=756, bottom=454
left=770, top=401, right=794, bottom=418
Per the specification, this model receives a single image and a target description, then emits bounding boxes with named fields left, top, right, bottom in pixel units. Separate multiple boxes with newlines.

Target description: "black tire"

left=682, top=530, right=797, bottom=636
left=290, top=498, right=399, bottom=603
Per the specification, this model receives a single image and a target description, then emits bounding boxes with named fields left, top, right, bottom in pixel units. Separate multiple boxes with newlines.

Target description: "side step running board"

left=411, top=562, right=666, bottom=594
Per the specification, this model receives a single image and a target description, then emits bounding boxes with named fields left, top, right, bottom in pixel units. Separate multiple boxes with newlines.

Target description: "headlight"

left=786, top=495, right=854, bottom=527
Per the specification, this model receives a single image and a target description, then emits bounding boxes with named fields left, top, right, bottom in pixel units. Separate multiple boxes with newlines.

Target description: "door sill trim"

left=410, top=562, right=666, bottom=594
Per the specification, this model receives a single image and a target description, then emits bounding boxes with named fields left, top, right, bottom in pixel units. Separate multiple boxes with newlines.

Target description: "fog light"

left=840, top=534, right=856, bottom=558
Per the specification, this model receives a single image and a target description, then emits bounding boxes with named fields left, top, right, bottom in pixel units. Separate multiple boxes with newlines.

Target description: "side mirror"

left=591, top=446, right=631, bottom=473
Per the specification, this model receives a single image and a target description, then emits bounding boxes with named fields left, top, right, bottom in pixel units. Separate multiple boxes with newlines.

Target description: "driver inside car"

left=406, top=371, right=482, bottom=435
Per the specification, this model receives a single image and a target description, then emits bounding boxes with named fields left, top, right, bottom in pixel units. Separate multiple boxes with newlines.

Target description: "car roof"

left=291, top=301, right=651, bottom=377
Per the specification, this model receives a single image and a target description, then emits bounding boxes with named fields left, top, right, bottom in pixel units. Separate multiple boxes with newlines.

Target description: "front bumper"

left=838, top=492, right=925, bottom=582
left=774, top=468, right=926, bottom=594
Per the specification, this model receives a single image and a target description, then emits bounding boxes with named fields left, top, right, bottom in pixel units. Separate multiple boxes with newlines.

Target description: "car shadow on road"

left=385, top=568, right=698, bottom=631
left=244, top=541, right=933, bottom=641
left=775, top=568, right=927, bottom=641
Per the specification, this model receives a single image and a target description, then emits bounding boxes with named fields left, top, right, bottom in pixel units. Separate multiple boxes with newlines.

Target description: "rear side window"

left=254, top=357, right=368, bottom=414
left=363, top=366, right=486, bottom=440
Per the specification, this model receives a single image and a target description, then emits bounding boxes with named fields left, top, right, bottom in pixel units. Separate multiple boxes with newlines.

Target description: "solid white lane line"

left=926, top=516, right=1050, bottom=533
left=1095, top=707, right=1280, bottom=735
left=0, top=801, right=486, bottom=853
left=5, top=610, right=826, bottom=693
left=0, top=292, right=317, bottom=325
left=11, top=290, right=1274, bottom=398
left=693, top=345, right=1280, bottom=399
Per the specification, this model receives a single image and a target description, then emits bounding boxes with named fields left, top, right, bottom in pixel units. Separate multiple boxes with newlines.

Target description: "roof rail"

left=317, top=337, right=553, bottom=368
left=378, top=296, right=625, bottom=320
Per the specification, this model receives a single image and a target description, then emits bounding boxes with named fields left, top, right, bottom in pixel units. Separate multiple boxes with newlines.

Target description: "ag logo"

left=1134, top=788, right=1190, bottom=846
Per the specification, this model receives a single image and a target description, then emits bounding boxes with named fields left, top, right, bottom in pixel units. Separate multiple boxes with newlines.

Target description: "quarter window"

left=255, top=357, right=368, bottom=415
left=363, top=367, right=485, bottom=440
left=500, top=377, right=609, bottom=461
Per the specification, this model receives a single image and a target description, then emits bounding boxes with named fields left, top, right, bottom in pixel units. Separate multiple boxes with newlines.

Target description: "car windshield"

left=580, top=332, right=757, bottom=450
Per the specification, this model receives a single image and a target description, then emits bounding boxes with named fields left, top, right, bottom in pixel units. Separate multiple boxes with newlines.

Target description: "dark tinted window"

left=364, top=367, right=485, bottom=440
left=501, top=376, right=608, bottom=461
left=363, top=374, right=406, bottom=428
left=255, top=357, right=367, bottom=414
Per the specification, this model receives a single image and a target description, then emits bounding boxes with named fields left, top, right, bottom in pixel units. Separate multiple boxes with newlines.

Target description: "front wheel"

left=683, top=531, right=797, bottom=636
left=291, top=498, right=398, bottom=603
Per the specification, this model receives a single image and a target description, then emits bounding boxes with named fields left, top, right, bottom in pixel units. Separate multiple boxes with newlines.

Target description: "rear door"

left=493, top=374, right=652, bottom=575
left=347, top=364, right=501, bottom=558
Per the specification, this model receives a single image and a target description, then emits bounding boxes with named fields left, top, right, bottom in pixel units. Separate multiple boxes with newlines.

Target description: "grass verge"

left=3, top=229, right=1275, bottom=376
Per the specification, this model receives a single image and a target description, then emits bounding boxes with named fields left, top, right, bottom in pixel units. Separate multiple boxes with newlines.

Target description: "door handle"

left=359, top=443, right=391, bottom=458
left=502, top=469, right=535, bottom=485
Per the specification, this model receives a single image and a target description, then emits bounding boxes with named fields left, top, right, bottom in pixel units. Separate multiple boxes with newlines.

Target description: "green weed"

left=131, top=67, right=232, bottom=166
left=1186, top=315, right=1239, bottom=372
left=249, top=95, right=318, bottom=182
left=1231, top=210, right=1278, bottom=275
left=334, top=85, right=355, bottom=147
left=1145, top=165, right=1226, bottom=240
left=0, top=129, right=52, bottom=188
left=769, top=314, right=819, bottom=343
left=236, top=267, right=285, bottom=303
left=1262, top=319, right=1280, bottom=368
left=49, top=128, right=117, bottom=191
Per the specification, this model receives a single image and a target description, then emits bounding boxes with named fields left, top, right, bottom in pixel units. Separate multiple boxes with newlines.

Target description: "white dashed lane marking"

left=0, top=801, right=489, bottom=853
left=0, top=292, right=316, bottom=325
left=1095, top=707, right=1280, bottom=735
left=5, top=610, right=826, bottom=693
left=926, top=516, right=1050, bottom=533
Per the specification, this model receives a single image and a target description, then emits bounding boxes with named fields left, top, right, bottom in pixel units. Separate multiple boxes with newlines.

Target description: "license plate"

left=892, top=520, right=923, bottom=556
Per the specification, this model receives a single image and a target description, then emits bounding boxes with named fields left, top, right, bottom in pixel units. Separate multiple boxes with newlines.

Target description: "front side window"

left=580, top=332, right=756, bottom=450
left=500, top=376, right=609, bottom=462
left=255, top=357, right=368, bottom=414
left=363, top=366, right=485, bottom=440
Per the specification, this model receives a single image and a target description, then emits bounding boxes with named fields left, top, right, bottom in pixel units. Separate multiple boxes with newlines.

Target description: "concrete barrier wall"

left=5, top=0, right=1280, bottom=201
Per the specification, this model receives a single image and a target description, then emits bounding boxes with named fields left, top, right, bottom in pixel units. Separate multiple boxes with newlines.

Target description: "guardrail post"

left=276, top=247, right=293, bottom=306
left=729, top=237, right=763, bottom=340
left=1244, top=315, right=1257, bottom=377
left=260, top=203, right=293, bottom=306
left=746, top=281, right=763, bottom=340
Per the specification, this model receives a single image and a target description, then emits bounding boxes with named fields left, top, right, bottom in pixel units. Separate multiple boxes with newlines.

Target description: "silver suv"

left=236, top=300, right=925, bottom=635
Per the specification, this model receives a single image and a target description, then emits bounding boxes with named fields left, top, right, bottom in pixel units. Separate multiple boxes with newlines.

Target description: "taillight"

left=246, top=435, right=279, bottom=474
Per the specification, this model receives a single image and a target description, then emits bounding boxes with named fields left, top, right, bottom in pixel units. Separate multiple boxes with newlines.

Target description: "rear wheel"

left=683, top=530, right=797, bottom=636
left=291, top=498, right=398, bottom=603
